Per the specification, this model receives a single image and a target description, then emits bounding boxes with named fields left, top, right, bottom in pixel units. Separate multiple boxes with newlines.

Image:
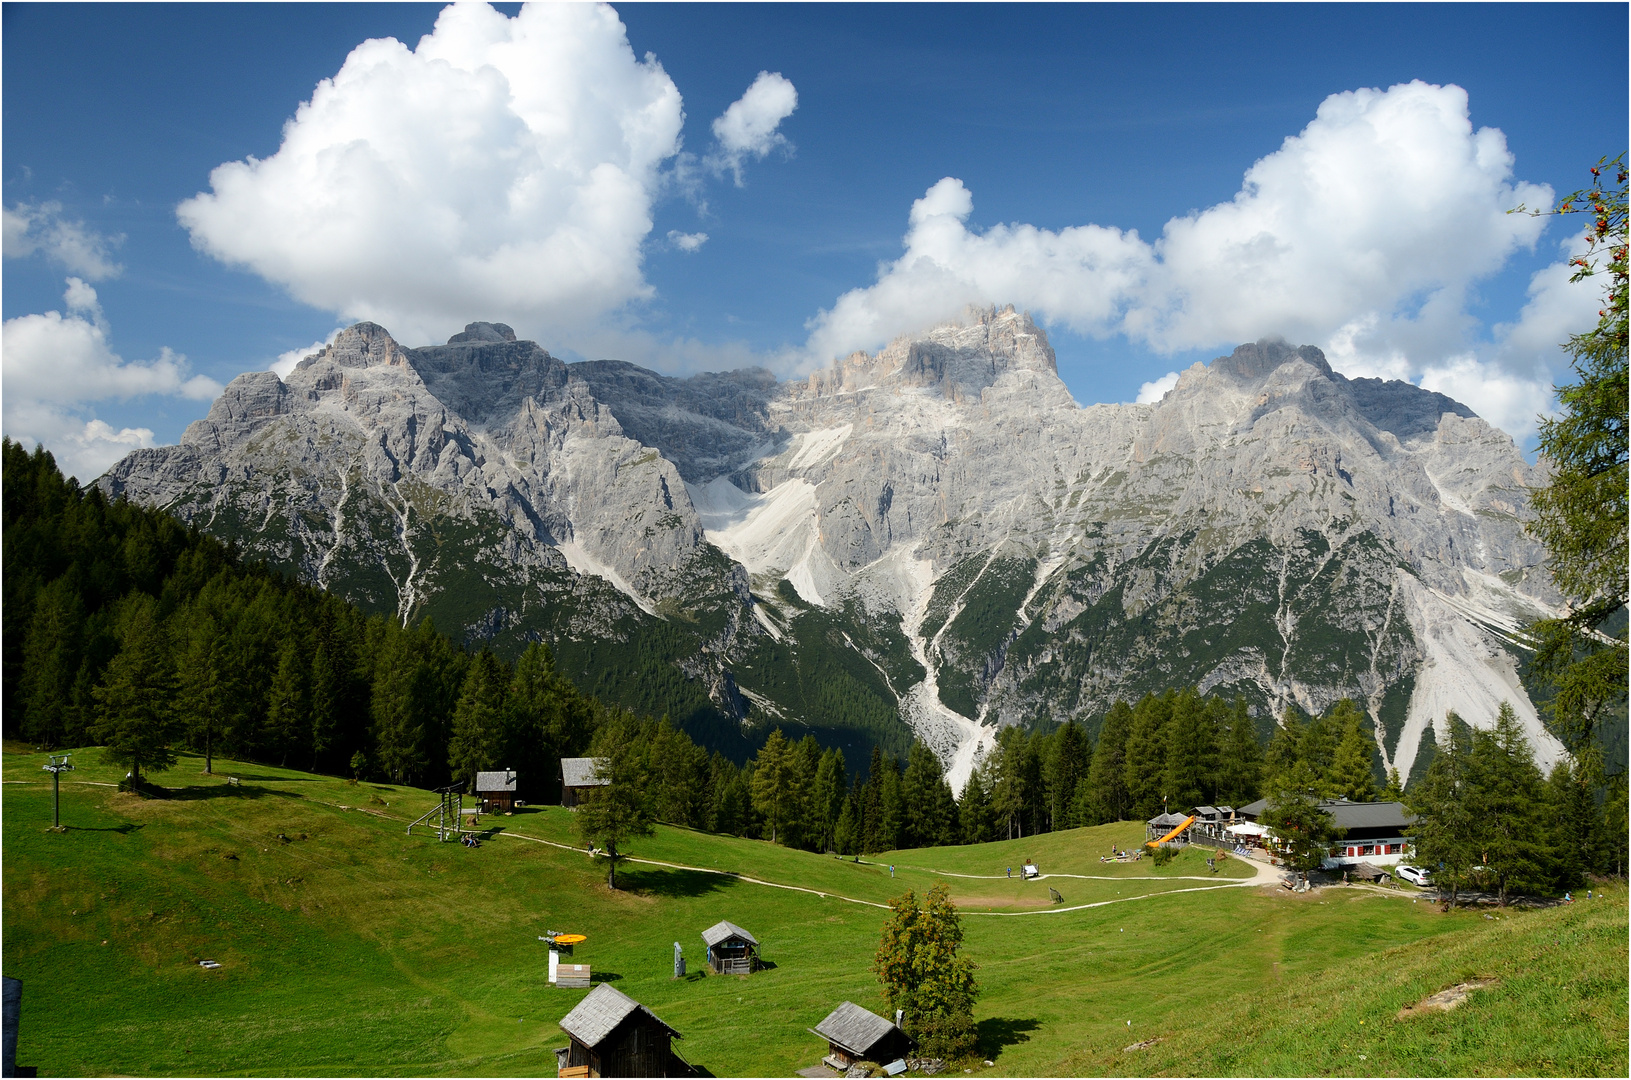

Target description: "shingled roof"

left=561, top=757, right=610, bottom=788
left=812, top=1001, right=899, bottom=1057
left=557, top=984, right=680, bottom=1049
left=701, top=920, right=758, bottom=948
left=475, top=770, right=517, bottom=793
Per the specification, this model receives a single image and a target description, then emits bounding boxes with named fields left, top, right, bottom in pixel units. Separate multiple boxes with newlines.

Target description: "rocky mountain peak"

left=447, top=321, right=518, bottom=345
left=806, top=304, right=1059, bottom=397
left=303, top=321, right=411, bottom=371
left=1211, top=336, right=1333, bottom=383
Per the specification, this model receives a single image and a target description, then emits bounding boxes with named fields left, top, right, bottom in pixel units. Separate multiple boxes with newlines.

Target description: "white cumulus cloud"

left=804, top=80, right=1593, bottom=441
left=2, top=279, right=222, bottom=481
left=271, top=328, right=344, bottom=379
left=2, top=200, right=124, bottom=280
left=666, top=229, right=708, bottom=253
left=708, top=70, right=798, bottom=185
left=1135, top=371, right=1180, bottom=404
left=177, top=1, right=685, bottom=346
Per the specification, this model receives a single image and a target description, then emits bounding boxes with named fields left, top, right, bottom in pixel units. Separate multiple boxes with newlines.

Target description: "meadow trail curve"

left=497, top=829, right=1287, bottom=915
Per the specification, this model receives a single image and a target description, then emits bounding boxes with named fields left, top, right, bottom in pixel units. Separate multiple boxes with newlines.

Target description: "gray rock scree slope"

left=100, top=309, right=1564, bottom=789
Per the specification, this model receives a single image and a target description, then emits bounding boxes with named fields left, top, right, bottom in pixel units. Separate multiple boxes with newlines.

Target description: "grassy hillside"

left=3, top=744, right=1624, bottom=1077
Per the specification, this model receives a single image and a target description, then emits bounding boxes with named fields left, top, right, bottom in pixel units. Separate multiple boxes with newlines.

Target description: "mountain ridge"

left=100, top=306, right=1564, bottom=791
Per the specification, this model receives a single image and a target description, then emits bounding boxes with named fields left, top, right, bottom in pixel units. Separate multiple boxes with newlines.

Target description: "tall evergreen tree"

left=92, top=599, right=180, bottom=789
left=1468, top=703, right=1553, bottom=906
left=1407, top=715, right=1479, bottom=905
left=265, top=638, right=311, bottom=768
left=21, top=575, right=87, bottom=749
left=750, top=729, right=797, bottom=844
left=1520, top=156, right=1627, bottom=785
left=447, top=649, right=508, bottom=793
left=1161, top=690, right=1218, bottom=811
left=1215, top=698, right=1263, bottom=806
left=1123, top=692, right=1173, bottom=819
left=1084, top=699, right=1133, bottom=823
left=812, top=747, right=848, bottom=853
left=958, top=761, right=996, bottom=844
left=1044, top=720, right=1090, bottom=830
left=576, top=722, right=654, bottom=890
left=1327, top=699, right=1379, bottom=802
left=903, top=742, right=954, bottom=847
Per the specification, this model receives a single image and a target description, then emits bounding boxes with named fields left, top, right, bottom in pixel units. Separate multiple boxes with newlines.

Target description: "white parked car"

left=1395, top=865, right=1432, bottom=887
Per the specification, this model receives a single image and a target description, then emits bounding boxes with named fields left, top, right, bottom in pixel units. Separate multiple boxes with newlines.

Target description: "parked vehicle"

left=1396, top=865, right=1432, bottom=887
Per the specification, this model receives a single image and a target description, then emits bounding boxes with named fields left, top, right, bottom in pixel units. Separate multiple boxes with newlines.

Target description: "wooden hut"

left=700, top=920, right=759, bottom=975
left=561, top=757, right=610, bottom=808
left=476, top=769, right=518, bottom=813
left=555, top=983, right=682, bottom=1078
left=809, top=1001, right=911, bottom=1071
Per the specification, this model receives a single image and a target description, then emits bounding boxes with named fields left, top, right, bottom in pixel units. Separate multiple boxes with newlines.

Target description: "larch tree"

left=575, top=723, right=654, bottom=890
left=1517, top=156, right=1628, bottom=785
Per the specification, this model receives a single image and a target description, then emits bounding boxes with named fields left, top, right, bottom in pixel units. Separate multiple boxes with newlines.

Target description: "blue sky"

left=3, top=2, right=1626, bottom=479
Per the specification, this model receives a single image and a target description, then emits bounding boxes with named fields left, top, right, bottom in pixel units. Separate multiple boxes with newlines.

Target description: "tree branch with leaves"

left=1513, top=154, right=1628, bottom=782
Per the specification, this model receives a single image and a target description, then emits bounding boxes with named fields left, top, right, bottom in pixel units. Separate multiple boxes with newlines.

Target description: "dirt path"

left=498, top=829, right=1287, bottom=916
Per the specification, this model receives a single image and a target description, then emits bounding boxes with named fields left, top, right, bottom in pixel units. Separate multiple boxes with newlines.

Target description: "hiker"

left=1006, top=867, right=1012, bottom=878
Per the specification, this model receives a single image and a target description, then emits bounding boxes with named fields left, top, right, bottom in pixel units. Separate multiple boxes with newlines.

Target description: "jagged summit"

left=447, top=321, right=518, bottom=344
left=101, top=312, right=1561, bottom=792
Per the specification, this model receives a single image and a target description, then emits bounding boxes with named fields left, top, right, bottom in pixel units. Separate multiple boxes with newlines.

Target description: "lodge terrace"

left=1149, top=799, right=1417, bottom=868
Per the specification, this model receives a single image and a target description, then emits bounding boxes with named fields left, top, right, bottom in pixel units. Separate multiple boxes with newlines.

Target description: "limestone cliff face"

left=101, top=308, right=1563, bottom=788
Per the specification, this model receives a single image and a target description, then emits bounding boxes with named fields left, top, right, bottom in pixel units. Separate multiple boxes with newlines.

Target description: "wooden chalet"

left=700, top=920, right=759, bottom=975
left=1236, top=797, right=1417, bottom=867
left=561, top=757, right=610, bottom=808
left=555, top=983, right=683, bottom=1078
left=476, top=769, right=518, bottom=813
left=809, top=1001, right=911, bottom=1071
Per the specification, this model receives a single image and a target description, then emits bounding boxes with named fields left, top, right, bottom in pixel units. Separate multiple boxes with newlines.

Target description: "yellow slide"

left=1146, top=814, right=1196, bottom=848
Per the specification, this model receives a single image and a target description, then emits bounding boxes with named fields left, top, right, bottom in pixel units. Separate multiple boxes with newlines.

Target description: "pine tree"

left=174, top=607, right=228, bottom=774
left=903, top=742, right=953, bottom=847
left=1084, top=699, right=1133, bottom=823
left=20, top=575, right=86, bottom=749
left=958, top=760, right=996, bottom=844
left=834, top=789, right=862, bottom=855
left=1260, top=761, right=1338, bottom=876
left=92, top=600, right=180, bottom=789
left=1326, top=699, right=1379, bottom=802
left=812, top=748, right=848, bottom=853
left=448, top=649, right=507, bottom=793
left=1264, top=707, right=1304, bottom=791
left=575, top=723, right=654, bottom=890
left=265, top=638, right=311, bottom=768
left=750, top=729, right=796, bottom=844
left=1406, top=715, right=1479, bottom=905
left=1215, top=698, right=1263, bottom=806
left=1469, top=703, right=1553, bottom=905
left=1044, top=720, right=1090, bottom=830
left=1122, top=692, right=1173, bottom=820
left=1161, top=690, right=1218, bottom=811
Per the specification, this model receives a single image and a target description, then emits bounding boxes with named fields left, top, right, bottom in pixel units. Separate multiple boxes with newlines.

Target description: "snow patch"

left=556, top=539, right=659, bottom=617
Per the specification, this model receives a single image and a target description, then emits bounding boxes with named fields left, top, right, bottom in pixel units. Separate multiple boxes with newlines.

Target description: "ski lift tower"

left=407, top=780, right=466, bottom=841
left=42, top=754, right=73, bottom=830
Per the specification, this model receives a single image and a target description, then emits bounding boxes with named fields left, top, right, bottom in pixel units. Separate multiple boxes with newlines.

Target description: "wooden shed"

left=561, top=757, right=610, bottom=808
left=809, top=1001, right=911, bottom=1071
left=555, top=983, right=682, bottom=1078
left=476, top=769, right=518, bottom=813
left=701, top=920, right=759, bottom=975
